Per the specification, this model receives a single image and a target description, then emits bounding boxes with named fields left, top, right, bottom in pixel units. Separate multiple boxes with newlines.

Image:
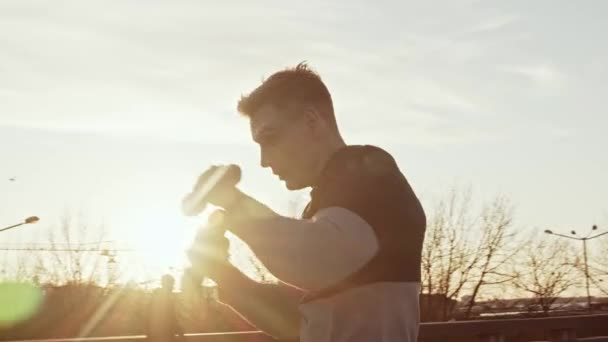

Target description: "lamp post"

left=544, top=225, right=607, bottom=313
left=0, top=216, right=40, bottom=233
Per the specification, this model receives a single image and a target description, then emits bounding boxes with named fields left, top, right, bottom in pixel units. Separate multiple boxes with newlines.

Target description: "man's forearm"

left=224, top=193, right=325, bottom=288
left=211, top=263, right=301, bottom=340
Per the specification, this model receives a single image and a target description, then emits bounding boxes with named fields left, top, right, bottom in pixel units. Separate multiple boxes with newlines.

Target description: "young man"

left=186, top=62, right=426, bottom=342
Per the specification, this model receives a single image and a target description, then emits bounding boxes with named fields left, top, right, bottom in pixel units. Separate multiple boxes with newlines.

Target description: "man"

left=186, top=62, right=426, bottom=342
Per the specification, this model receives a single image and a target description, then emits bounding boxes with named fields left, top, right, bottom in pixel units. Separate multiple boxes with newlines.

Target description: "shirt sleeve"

left=232, top=207, right=378, bottom=291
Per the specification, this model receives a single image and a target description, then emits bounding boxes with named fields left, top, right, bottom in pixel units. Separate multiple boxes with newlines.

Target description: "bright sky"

left=1, top=1, right=607, bottom=283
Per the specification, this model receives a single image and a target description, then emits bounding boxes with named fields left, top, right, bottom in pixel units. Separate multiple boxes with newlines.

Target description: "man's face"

left=250, top=104, right=321, bottom=190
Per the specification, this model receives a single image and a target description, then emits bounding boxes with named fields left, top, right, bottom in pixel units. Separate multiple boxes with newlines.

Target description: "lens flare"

left=0, top=281, right=43, bottom=327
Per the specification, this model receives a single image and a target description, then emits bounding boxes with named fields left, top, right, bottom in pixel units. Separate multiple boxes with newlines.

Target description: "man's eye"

left=262, top=135, right=278, bottom=146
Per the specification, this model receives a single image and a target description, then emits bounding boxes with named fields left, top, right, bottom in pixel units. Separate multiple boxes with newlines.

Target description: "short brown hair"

left=237, top=62, right=337, bottom=129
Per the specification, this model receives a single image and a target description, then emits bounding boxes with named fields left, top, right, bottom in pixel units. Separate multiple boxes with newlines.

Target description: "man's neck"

left=311, top=135, right=346, bottom=187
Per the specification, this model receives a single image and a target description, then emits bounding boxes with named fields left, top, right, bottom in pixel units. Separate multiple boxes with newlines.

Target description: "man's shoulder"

left=331, top=144, right=395, bottom=164
left=305, top=144, right=412, bottom=219
left=308, top=145, right=404, bottom=211
left=322, top=144, right=399, bottom=181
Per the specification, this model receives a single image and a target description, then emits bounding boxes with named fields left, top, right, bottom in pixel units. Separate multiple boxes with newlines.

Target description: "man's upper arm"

left=233, top=209, right=378, bottom=291
left=307, top=207, right=379, bottom=289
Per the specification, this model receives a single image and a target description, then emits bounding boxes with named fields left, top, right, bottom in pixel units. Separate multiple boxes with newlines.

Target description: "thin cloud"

left=468, top=14, right=520, bottom=33
left=500, top=64, right=566, bottom=88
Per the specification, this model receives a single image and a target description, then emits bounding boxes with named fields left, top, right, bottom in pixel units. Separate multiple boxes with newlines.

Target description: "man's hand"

left=186, top=210, right=231, bottom=280
left=185, top=211, right=301, bottom=340
left=182, top=165, right=242, bottom=216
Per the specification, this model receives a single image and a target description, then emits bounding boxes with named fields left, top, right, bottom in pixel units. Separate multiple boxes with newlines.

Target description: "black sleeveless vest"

left=300, top=145, right=426, bottom=303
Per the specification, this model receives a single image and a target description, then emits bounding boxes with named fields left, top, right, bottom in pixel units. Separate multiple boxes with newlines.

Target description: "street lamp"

left=545, top=225, right=608, bottom=313
left=0, top=216, right=40, bottom=233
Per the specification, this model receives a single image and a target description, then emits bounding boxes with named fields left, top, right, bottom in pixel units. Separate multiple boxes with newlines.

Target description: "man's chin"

left=283, top=179, right=307, bottom=191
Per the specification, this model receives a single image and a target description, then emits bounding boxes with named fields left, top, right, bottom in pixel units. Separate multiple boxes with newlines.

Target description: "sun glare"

left=112, top=206, right=204, bottom=281
left=110, top=204, right=265, bottom=285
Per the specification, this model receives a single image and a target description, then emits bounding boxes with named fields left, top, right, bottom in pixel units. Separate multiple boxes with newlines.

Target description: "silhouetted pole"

left=583, top=238, right=591, bottom=312
left=545, top=225, right=608, bottom=313
left=0, top=216, right=39, bottom=233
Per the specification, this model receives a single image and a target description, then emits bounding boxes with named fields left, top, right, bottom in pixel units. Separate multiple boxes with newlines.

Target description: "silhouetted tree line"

left=420, top=187, right=608, bottom=321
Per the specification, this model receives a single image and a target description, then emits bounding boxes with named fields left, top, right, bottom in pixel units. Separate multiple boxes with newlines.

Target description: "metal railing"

left=5, top=314, right=608, bottom=342
left=418, top=313, right=608, bottom=341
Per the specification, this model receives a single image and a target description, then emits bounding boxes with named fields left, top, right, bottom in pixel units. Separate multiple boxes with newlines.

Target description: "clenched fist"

left=182, top=164, right=242, bottom=216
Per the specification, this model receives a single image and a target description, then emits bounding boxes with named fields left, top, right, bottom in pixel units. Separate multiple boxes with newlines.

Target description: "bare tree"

left=424, top=189, right=469, bottom=319
left=38, top=213, right=109, bottom=285
left=462, top=197, right=518, bottom=318
left=421, top=188, right=480, bottom=320
left=587, top=234, right=608, bottom=296
left=511, top=234, right=577, bottom=315
left=421, top=188, right=519, bottom=321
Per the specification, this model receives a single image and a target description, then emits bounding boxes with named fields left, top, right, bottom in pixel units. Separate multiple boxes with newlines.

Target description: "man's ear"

left=303, top=105, right=323, bottom=130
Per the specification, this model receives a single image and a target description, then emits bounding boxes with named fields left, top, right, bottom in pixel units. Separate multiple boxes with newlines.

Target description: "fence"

left=5, top=314, right=608, bottom=342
